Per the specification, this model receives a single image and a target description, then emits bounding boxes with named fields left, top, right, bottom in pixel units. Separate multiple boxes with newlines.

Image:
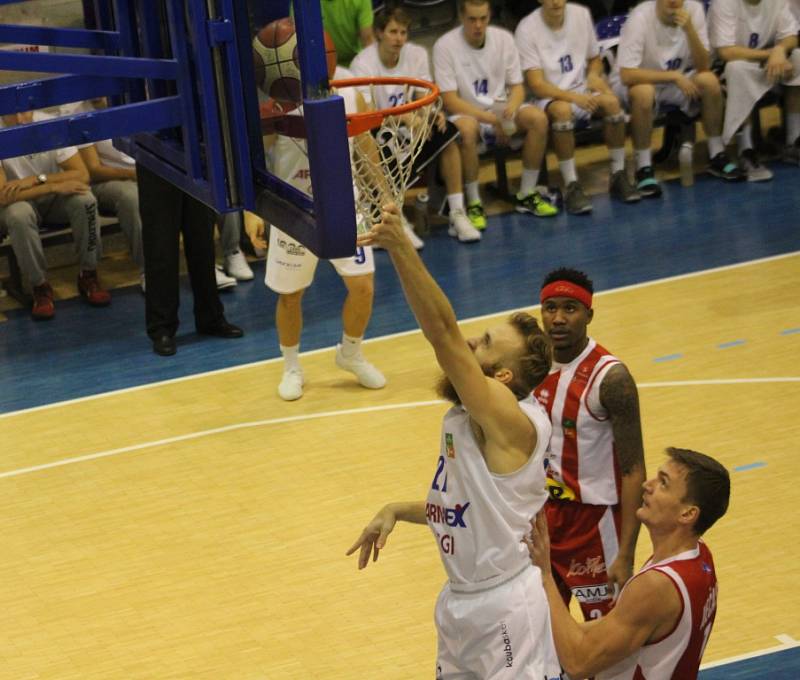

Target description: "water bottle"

left=679, top=142, right=694, bottom=187
left=414, top=193, right=430, bottom=236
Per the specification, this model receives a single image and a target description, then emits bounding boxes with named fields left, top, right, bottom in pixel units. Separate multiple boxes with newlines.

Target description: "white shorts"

left=448, top=104, right=535, bottom=154
left=435, top=566, right=562, bottom=680
left=612, top=70, right=700, bottom=117
left=265, top=225, right=375, bottom=294
left=535, top=88, right=595, bottom=124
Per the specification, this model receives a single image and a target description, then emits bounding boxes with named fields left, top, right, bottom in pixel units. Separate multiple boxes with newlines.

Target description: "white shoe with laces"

left=224, top=250, right=254, bottom=280
left=278, top=367, right=304, bottom=401
left=448, top=209, right=482, bottom=243
left=335, top=344, right=386, bottom=389
left=215, top=265, right=237, bottom=290
left=402, top=215, right=424, bottom=250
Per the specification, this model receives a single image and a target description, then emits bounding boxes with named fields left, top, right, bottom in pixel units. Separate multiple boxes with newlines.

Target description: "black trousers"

left=139, top=164, right=224, bottom=339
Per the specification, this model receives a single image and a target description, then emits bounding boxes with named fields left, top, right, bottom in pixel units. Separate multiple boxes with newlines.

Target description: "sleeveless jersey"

left=597, top=542, right=718, bottom=680
left=515, top=4, right=600, bottom=92
left=709, top=0, right=798, bottom=50
left=533, top=339, right=621, bottom=505
left=433, top=25, right=523, bottom=110
left=426, top=401, right=551, bottom=590
left=349, top=41, right=432, bottom=110
left=616, top=0, right=709, bottom=75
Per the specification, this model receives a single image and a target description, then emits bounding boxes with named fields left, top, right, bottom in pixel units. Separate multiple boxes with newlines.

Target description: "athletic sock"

left=609, top=147, right=626, bottom=174
left=519, top=168, right=540, bottom=197
left=465, top=181, right=481, bottom=205
left=280, top=344, right=300, bottom=372
left=707, top=136, right=724, bottom=159
left=340, top=333, right=363, bottom=359
left=447, top=193, right=465, bottom=214
left=786, top=112, right=800, bottom=145
left=737, top=123, right=753, bottom=154
left=558, top=158, right=577, bottom=185
left=635, top=148, right=652, bottom=170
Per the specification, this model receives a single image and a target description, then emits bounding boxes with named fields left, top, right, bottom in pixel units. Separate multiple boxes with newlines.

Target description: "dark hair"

left=667, top=447, right=730, bottom=535
left=506, top=312, right=552, bottom=398
left=458, top=0, right=491, bottom=13
left=374, top=5, right=412, bottom=33
left=541, top=267, right=594, bottom=293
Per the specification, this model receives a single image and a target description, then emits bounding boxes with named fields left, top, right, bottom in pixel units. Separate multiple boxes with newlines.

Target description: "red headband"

left=540, top=281, right=593, bottom=309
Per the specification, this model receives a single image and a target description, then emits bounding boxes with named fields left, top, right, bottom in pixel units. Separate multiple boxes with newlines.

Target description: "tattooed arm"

left=600, top=363, right=646, bottom=594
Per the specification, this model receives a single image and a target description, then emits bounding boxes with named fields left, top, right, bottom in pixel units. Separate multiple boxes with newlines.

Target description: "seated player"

left=433, top=0, right=559, bottom=226
left=614, top=0, right=743, bottom=197
left=516, top=0, right=641, bottom=214
left=0, top=110, right=109, bottom=319
left=265, top=64, right=385, bottom=402
left=350, top=5, right=481, bottom=243
left=709, top=0, right=800, bottom=178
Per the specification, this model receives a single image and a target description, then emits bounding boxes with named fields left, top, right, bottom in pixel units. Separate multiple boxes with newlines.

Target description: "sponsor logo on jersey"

left=445, top=433, right=455, bottom=458
left=546, top=476, right=576, bottom=501
left=425, top=501, right=470, bottom=527
left=500, top=621, right=513, bottom=668
left=571, top=582, right=612, bottom=604
left=276, top=237, right=306, bottom=257
left=567, top=555, right=606, bottom=578
left=562, top=417, right=577, bottom=438
left=292, top=168, right=311, bottom=181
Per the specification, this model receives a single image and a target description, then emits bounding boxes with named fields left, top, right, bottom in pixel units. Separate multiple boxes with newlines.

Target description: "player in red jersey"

left=527, top=447, right=730, bottom=679
left=533, top=267, right=646, bottom=620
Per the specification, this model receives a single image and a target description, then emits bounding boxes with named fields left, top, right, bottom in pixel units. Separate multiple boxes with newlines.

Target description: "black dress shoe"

left=152, top=334, right=177, bottom=356
left=197, top=319, right=244, bottom=338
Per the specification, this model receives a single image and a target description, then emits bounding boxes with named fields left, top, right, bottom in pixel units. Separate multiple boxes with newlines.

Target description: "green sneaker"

left=515, top=191, right=559, bottom=217
left=466, top=201, right=487, bottom=230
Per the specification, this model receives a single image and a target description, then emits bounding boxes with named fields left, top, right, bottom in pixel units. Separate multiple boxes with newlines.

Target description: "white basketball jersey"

left=349, top=42, right=431, bottom=110
left=515, top=4, right=600, bottom=92
left=269, top=65, right=358, bottom=195
left=792, top=0, right=800, bottom=25
left=708, top=0, right=798, bottom=50
left=433, top=25, right=523, bottom=109
left=616, top=0, right=709, bottom=74
left=426, top=401, right=551, bottom=589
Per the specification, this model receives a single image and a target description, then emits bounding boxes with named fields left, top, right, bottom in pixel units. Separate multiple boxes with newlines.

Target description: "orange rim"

left=259, top=77, right=440, bottom=138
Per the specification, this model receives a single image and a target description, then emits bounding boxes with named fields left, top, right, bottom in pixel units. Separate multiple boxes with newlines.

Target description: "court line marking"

left=733, top=462, right=766, bottom=472
left=700, top=634, right=799, bottom=669
left=1, top=249, right=798, bottom=421
left=1, top=376, right=799, bottom=480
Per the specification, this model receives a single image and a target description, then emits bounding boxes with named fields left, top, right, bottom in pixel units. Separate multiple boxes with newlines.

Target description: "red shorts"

left=544, top=500, right=621, bottom=621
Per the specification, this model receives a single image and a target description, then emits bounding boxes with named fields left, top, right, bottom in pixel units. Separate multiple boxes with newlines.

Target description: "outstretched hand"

left=346, top=505, right=398, bottom=569
left=356, top=203, right=410, bottom=252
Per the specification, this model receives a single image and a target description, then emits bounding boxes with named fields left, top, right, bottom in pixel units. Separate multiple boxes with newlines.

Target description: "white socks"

left=558, top=159, right=577, bottom=185
left=737, top=123, right=754, bottom=154
left=519, top=168, right=540, bottom=197
left=447, top=193, right=465, bottom=214
left=635, top=148, right=652, bottom=169
left=707, top=136, right=724, bottom=159
left=340, top=333, right=363, bottom=359
left=465, top=181, right=481, bottom=205
left=609, top=147, right=626, bottom=174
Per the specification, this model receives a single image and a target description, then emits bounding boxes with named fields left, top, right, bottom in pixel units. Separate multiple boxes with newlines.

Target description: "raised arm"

left=600, top=364, right=646, bottom=592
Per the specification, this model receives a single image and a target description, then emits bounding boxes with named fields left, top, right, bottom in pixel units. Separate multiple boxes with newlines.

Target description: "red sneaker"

left=31, top=281, right=55, bottom=320
left=77, top=270, right=111, bottom=307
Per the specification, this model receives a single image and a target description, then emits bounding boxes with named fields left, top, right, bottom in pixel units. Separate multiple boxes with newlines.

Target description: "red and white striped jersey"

left=533, top=339, right=622, bottom=505
left=597, top=541, right=718, bottom=680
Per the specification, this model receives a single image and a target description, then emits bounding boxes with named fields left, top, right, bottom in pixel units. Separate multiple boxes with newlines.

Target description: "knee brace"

left=551, top=119, right=575, bottom=132
left=604, top=111, right=626, bottom=125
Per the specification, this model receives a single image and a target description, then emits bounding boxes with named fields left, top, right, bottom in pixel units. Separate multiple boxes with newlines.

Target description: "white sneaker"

left=402, top=215, right=424, bottom=250
left=335, top=344, right=386, bottom=389
left=448, top=209, right=482, bottom=243
left=739, top=150, right=773, bottom=182
left=278, top=367, right=304, bottom=401
left=215, top=265, right=237, bottom=290
left=224, top=250, right=254, bottom=281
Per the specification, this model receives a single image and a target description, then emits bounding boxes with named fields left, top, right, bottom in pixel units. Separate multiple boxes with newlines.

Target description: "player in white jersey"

left=348, top=205, right=562, bottom=679
left=265, top=64, right=385, bottom=401
left=350, top=6, right=480, bottom=243
left=708, top=0, right=800, bottom=178
left=433, top=0, right=559, bottom=226
left=516, top=0, right=641, bottom=215
left=528, top=447, right=730, bottom=679
left=615, top=0, right=743, bottom=197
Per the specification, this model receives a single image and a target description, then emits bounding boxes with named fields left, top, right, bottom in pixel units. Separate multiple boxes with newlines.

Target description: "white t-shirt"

left=433, top=25, right=523, bottom=109
left=791, top=0, right=800, bottom=25
left=616, top=0, right=709, bottom=74
left=59, top=100, right=136, bottom=170
left=515, top=4, right=600, bottom=92
left=349, top=41, right=432, bottom=109
left=0, top=110, right=78, bottom=180
left=708, top=0, right=798, bottom=50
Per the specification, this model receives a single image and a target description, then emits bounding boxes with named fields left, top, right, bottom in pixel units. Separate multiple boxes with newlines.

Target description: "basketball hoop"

left=260, top=76, right=442, bottom=228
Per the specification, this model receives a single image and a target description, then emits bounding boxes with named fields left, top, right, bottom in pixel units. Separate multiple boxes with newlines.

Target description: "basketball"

left=252, top=18, right=337, bottom=103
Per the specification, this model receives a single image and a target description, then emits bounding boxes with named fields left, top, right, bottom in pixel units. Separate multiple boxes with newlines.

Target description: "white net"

left=347, top=81, right=441, bottom=231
